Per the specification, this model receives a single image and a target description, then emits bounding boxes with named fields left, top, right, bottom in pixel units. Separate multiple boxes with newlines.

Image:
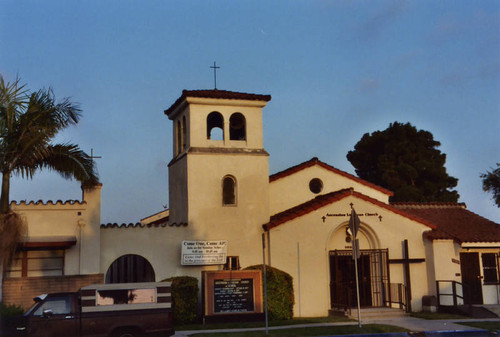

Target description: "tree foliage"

left=347, top=122, right=459, bottom=202
left=245, top=264, right=294, bottom=320
left=481, top=163, right=500, bottom=207
left=162, top=276, right=199, bottom=324
left=0, top=75, right=98, bottom=267
left=0, top=75, right=99, bottom=214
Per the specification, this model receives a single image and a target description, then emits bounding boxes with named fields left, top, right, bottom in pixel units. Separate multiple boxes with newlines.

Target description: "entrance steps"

left=346, top=308, right=407, bottom=320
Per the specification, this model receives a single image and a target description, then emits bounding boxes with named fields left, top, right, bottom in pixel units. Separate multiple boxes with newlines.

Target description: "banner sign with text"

left=181, top=240, right=228, bottom=265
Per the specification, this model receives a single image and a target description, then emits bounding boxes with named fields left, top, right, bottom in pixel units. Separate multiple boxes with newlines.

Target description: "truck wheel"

left=112, top=328, right=143, bottom=337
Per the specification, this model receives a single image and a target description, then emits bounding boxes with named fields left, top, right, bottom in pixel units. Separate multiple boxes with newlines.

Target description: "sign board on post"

left=202, top=270, right=264, bottom=322
left=181, top=240, right=228, bottom=265
left=213, top=278, right=254, bottom=313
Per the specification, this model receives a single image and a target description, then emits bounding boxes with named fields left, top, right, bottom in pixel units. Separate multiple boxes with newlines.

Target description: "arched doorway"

left=105, top=254, right=155, bottom=283
left=327, top=223, right=390, bottom=309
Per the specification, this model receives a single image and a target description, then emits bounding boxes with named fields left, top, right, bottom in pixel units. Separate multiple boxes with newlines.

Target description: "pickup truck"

left=2, top=282, right=174, bottom=337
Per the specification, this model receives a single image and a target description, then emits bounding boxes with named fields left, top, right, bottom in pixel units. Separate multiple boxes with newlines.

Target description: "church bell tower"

left=164, top=90, right=271, bottom=265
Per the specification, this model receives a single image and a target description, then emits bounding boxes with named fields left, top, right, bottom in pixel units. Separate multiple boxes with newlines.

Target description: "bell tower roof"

left=164, top=89, right=271, bottom=119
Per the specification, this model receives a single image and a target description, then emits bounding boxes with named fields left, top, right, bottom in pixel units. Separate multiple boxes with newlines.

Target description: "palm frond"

left=0, top=75, right=28, bottom=133
left=30, top=143, right=99, bottom=184
left=0, top=76, right=94, bottom=216
left=25, top=88, right=82, bottom=133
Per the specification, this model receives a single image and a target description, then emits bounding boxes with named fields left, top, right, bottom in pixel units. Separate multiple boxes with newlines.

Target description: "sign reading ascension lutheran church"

left=181, top=240, right=228, bottom=265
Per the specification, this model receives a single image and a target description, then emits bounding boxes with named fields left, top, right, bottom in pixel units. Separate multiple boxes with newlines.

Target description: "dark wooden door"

left=460, top=252, right=483, bottom=304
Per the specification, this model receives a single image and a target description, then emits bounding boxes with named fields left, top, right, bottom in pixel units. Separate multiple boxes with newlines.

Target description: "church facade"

left=2, top=89, right=500, bottom=317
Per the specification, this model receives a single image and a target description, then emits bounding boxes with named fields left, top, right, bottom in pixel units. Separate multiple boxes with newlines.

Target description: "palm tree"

left=0, top=75, right=99, bottom=213
left=0, top=75, right=98, bottom=267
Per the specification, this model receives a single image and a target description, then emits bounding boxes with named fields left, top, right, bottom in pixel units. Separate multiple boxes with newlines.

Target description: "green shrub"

left=163, top=276, right=199, bottom=324
left=244, top=264, right=294, bottom=320
left=0, top=302, right=24, bottom=317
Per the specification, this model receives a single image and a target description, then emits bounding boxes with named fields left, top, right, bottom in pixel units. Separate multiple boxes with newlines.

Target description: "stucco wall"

left=100, top=224, right=261, bottom=288
left=183, top=153, right=269, bottom=268
left=11, top=185, right=102, bottom=275
left=269, top=165, right=390, bottom=216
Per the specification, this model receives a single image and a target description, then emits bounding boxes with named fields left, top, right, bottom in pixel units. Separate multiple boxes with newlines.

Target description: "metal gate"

left=329, top=249, right=391, bottom=310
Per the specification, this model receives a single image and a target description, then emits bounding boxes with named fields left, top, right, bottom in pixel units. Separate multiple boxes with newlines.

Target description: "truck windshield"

left=25, top=302, right=40, bottom=316
left=33, top=296, right=71, bottom=316
left=24, top=295, right=48, bottom=316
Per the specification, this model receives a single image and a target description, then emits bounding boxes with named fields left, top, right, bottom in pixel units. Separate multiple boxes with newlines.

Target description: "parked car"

left=1, top=282, right=174, bottom=337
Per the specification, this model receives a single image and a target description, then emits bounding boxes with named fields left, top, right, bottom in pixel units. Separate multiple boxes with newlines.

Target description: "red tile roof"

left=101, top=220, right=186, bottom=228
left=392, top=203, right=500, bottom=243
left=164, top=89, right=272, bottom=117
left=12, top=199, right=85, bottom=206
left=264, top=188, right=435, bottom=231
left=269, top=157, right=394, bottom=196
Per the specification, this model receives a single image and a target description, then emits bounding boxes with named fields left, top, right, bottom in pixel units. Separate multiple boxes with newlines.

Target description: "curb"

left=323, top=331, right=492, bottom=337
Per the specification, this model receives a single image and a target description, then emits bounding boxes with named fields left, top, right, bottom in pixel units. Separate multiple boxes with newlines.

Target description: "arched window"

left=207, top=111, right=224, bottom=140
left=182, top=116, right=187, bottom=149
left=229, top=113, right=246, bottom=141
left=222, top=175, right=237, bottom=205
left=105, top=254, right=155, bottom=284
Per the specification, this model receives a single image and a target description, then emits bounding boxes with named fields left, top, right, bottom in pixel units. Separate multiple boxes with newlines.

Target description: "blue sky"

left=1, top=0, right=499, bottom=224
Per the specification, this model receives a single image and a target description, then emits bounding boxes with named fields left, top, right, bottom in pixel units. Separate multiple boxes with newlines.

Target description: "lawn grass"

left=176, top=316, right=351, bottom=331
left=189, top=324, right=409, bottom=337
left=410, top=311, right=469, bottom=320
left=458, top=320, right=500, bottom=332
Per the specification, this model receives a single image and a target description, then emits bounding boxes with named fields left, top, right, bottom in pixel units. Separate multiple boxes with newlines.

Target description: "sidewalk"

left=364, top=316, right=498, bottom=331
left=173, top=317, right=500, bottom=336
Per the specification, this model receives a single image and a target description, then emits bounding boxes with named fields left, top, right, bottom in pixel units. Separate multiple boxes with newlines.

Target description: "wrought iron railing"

left=436, top=280, right=472, bottom=315
left=387, top=283, right=407, bottom=312
left=330, top=282, right=407, bottom=314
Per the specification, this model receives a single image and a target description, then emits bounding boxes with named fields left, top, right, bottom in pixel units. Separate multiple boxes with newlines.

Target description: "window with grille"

left=482, top=253, right=499, bottom=284
left=4, top=250, right=64, bottom=278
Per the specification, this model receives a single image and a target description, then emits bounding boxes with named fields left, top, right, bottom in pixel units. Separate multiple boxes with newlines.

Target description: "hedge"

left=244, top=264, right=294, bottom=320
left=0, top=302, right=24, bottom=317
left=162, top=276, right=199, bottom=324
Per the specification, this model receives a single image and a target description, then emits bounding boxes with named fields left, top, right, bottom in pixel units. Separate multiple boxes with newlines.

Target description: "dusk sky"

left=1, top=0, right=499, bottom=224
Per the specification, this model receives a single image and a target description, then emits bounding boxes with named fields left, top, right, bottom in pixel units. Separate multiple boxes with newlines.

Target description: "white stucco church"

left=3, top=89, right=500, bottom=317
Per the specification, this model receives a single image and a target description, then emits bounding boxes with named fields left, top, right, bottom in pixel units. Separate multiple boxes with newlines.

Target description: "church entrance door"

left=460, top=252, right=483, bottom=304
left=329, top=249, right=390, bottom=309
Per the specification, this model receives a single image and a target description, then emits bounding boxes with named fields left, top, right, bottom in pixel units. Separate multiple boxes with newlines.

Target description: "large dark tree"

left=481, top=163, right=500, bottom=207
left=347, top=122, right=459, bottom=202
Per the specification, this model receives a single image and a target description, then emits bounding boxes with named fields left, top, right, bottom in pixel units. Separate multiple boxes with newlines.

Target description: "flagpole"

left=353, top=239, right=362, bottom=328
left=350, top=207, right=362, bottom=328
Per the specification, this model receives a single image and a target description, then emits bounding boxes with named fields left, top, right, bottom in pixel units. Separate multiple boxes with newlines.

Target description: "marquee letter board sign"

left=181, top=240, right=227, bottom=265
left=202, top=270, right=263, bottom=318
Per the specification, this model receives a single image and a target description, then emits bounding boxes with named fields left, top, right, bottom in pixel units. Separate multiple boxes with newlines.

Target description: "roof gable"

left=264, top=188, right=435, bottom=231
left=269, top=157, right=393, bottom=196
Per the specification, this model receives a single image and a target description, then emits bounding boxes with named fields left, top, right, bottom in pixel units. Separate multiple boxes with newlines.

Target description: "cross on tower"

left=210, top=61, right=220, bottom=89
